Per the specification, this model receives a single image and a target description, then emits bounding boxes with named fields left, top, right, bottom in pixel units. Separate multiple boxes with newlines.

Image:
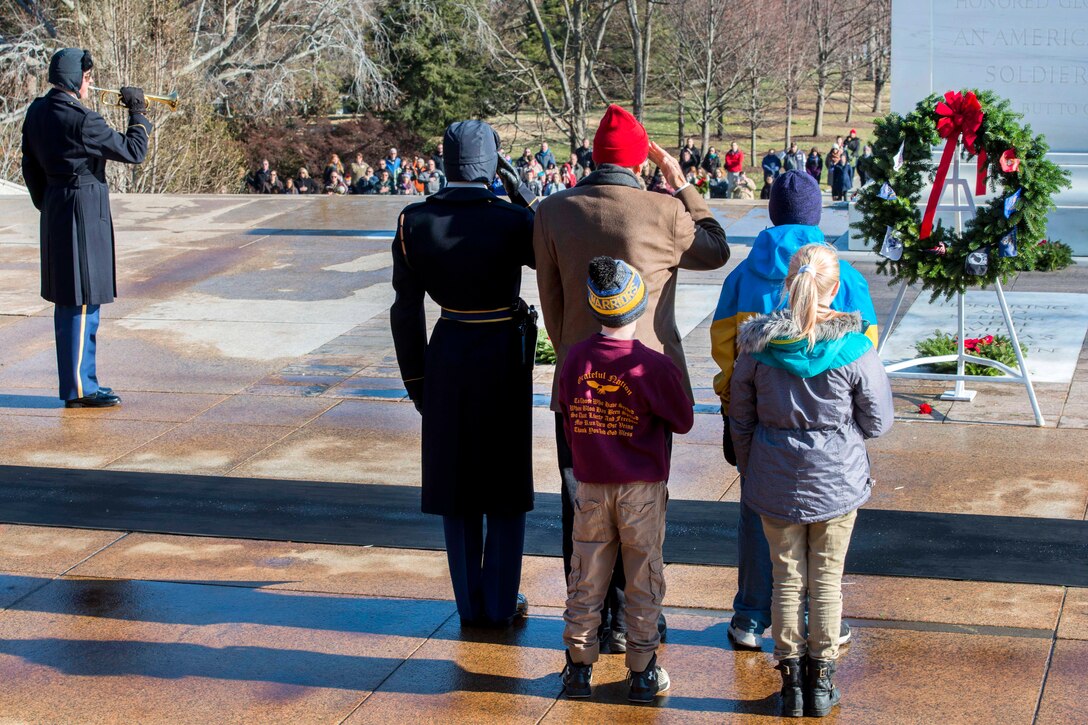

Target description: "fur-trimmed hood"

left=738, top=310, right=863, bottom=353
left=738, top=310, right=870, bottom=379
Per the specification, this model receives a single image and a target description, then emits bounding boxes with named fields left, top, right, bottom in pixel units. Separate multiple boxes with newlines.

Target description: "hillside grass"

left=491, top=79, right=892, bottom=182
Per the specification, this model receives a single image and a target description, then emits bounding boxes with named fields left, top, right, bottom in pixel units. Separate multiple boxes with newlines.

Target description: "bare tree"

left=777, top=0, right=814, bottom=150
left=624, top=0, right=656, bottom=120
left=806, top=0, right=835, bottom=137
left=665, top=0, right=743, bottom=154
left=727, top=0, right=782, bottom=160
left=866, top=0, right=891, bottom=112
left=478, top=0, right=618, bottom=150
left=184, top=0, right=394, bottom=116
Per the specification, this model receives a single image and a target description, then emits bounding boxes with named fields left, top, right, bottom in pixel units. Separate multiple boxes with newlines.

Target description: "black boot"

left=805, top=657, right=841, bottom=717
left=774, top=658, right=804, bottom=718
left=561, top=650, right=593, bottom=698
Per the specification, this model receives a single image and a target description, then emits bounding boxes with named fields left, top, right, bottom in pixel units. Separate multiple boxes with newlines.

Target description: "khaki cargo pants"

left=563, top=480, right=667, bottom=672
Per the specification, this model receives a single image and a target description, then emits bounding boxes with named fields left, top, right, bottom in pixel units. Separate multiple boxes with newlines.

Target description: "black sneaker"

left=561, top=651, right=593, bottom=698
left=627, top=653, right=670, bottom=703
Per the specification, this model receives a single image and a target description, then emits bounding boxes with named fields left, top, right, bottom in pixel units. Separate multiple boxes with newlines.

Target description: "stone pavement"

left=0, top=194, right=1086, bottom=723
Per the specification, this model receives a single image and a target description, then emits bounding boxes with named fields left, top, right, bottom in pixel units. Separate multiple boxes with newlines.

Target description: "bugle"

left=89, top=86, right=179, bottom=112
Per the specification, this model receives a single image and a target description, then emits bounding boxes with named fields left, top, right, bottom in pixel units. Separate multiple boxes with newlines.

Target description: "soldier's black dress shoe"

left=65, top=390, right=121, bottom=408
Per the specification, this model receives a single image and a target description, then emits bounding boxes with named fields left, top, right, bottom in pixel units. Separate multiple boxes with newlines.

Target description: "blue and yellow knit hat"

left=587, top=256, right=647, bottom=327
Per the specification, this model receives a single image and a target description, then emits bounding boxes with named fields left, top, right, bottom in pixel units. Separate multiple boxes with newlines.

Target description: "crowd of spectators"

left=245, top=145, right=449, bottom=196
left=665, top=130, right=872, bottom=202
left=245, top=129, right=871, bottom=202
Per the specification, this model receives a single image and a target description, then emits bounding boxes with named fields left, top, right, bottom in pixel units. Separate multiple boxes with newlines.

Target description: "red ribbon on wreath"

left=920, top=91, right=988, bottom=240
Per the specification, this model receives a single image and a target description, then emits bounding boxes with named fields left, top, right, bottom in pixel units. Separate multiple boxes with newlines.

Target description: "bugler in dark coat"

left=22, top=88, right=151, bottom=306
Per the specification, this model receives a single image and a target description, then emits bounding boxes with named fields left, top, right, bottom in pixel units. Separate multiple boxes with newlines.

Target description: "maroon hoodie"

left=558, top=334, right=694, bottom=484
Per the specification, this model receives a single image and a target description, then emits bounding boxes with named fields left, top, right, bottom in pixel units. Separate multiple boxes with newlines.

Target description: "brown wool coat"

left=534, top=169, right=730, bottom=409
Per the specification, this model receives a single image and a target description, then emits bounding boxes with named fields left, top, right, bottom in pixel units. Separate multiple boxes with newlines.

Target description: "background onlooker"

left=760, top=173, right=774, bottom=200
left=431, top=142, right=445, bottom=174
left=323, top=154, right=344, bottom=187
left=384, top=147, right=402, bottom=178
left=731, top=170, right=756, bottom=200
left=418, top=159, right=446, bottom=194
left=701, top=147, right=721, bottom=176
left=267, top=170, right=284, bottom=194
left=806, top=147, right=823, bottom=183
left=761, top=149, right=782, bottom=181
left=681, top=137, right=702, bottom=169
left=575, top=138, right=594, bottom=172
left=350, top=153, right=368, bottom=184
left=535, top=142, right=556, bottom=170
left=296, top=168, right=318, bottom=194
left=376, top=169, right=394, bottom=194
left=783, top=143, right=805, bottom=173
left=250, top=159, right=272, bottom=193
left=724, top=142, right=744, bottom=192
left=326, top=171, right=348, bottom=195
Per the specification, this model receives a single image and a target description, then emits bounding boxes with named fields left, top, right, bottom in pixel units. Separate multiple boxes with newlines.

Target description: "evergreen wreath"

left=854, top=89, right=1070, bottom=299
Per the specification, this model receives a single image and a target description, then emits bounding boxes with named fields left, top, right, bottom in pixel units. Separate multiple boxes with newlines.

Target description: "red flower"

left=1038, top=240, right=1049, bottom=246
left=999, top=149, right=1020, bottom=173
left=918, top=403, right=933, bottom=415
left=935, top=91, right=984, bottom=153
left=963, top=337, right=979, bottom=351
left=980, top=335, right=994, bottom=345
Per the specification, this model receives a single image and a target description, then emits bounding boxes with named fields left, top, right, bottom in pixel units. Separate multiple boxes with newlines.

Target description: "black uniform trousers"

left=443, top=513, right=526, bottom=626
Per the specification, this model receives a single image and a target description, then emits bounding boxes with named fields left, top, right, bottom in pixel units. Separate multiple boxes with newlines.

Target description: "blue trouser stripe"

left=54, top=304, right=100, bottom=401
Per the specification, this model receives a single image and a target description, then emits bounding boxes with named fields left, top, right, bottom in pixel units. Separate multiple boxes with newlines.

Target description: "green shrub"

left=536, top=329, right=556, bottom=365
left=1030, top=240, right=1074, bottom=272
left=914, top=330, right=1027, bottom=376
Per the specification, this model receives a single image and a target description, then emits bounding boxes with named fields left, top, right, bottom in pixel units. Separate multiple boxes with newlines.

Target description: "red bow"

left=921, top=91, right=987, bottom=239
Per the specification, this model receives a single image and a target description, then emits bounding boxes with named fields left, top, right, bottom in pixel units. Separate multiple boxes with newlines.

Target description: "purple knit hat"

left=768, top=170, right=822, bottom=226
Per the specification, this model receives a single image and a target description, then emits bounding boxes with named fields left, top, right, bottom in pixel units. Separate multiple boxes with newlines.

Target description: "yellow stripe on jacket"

left=711, top=311, right=759, bottom=408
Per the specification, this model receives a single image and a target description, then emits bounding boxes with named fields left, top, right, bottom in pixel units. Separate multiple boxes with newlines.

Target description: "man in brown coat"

left=535, top=104, right=729, bottom=651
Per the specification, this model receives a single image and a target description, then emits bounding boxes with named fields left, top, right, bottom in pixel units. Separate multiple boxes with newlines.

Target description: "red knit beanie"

left=593, top=105, right=649, bottom=168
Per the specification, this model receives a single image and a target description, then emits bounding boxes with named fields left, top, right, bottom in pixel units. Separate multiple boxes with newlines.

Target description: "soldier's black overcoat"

left=390, top=186, right=535, bottom=517
left=22, top=89, right=151, bottom=306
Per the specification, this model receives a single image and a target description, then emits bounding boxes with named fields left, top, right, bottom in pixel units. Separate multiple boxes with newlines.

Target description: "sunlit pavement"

left=0, top=195, right=1085, bottom=723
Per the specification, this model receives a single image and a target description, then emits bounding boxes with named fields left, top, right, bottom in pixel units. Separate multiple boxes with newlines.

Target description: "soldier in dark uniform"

left=21, top=49, right=151, bottom=408
left=390, top=120, right=536, bottom=627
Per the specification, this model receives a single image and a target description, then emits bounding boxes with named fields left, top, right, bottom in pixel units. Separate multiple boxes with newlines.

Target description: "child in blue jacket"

left=709, top=170, right=878, bottom=650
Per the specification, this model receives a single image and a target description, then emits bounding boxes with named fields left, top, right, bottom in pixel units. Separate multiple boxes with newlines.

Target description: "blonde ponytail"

left=785, top=244, right=843, bottom=349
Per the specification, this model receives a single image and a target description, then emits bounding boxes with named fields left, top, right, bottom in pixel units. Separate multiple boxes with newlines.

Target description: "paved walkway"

left=0, top=195, right=1086, bottom=723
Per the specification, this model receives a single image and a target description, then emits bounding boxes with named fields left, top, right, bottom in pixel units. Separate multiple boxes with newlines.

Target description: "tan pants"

left=761, top=510, right=857, bottom=661
left=563, top=480, right=667, bottom=672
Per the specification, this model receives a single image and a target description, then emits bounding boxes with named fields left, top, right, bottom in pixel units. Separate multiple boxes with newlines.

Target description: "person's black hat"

left=48, top=48, right=93, bottom=93
left=444, top=120, right=500, bottom=184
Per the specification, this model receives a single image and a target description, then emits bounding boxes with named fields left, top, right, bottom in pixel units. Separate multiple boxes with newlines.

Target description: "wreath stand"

left=874, top=145, right=1045, bottom=427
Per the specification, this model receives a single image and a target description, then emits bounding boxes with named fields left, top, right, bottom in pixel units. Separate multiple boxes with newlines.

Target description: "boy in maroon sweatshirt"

left=558, top=256, right=694, bottom=703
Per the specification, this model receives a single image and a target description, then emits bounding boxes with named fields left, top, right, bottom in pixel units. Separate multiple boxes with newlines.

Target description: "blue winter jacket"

left=710, top=224, right=878, bottom=406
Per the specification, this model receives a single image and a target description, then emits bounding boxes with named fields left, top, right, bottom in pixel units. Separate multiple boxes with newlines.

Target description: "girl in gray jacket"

left=730, top=243, right=894, bottom=718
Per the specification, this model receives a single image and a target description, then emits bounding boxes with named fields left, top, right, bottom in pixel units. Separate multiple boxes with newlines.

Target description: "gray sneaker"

left=838, top=621, right=851, bottom=645
left=728, top=623, right=761, bottom=649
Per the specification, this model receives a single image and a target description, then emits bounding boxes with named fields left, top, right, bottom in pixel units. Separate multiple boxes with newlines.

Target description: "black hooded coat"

left=390, top=120, right=536, bottom=516
left=22, top=89, right=151, bottom=306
